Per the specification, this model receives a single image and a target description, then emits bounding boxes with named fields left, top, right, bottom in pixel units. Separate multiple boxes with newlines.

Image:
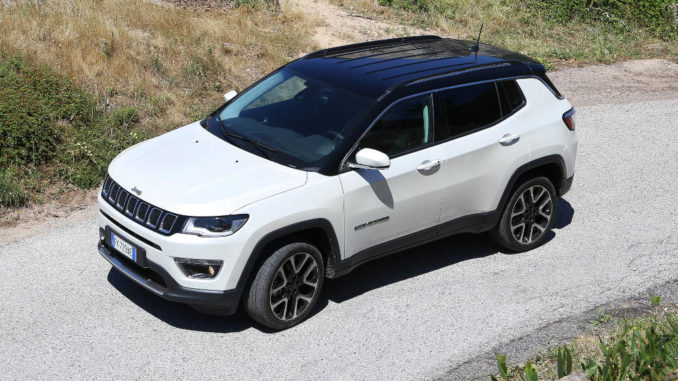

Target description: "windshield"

left=206, top=69, right=374, bottom=170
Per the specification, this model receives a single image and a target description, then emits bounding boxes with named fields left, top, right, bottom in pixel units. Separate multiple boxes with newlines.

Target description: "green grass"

left=0, top=54, right=148, bottom=206
left=490, top=296, right=678, bottom=380
left=0, top=0, right=315, bottom=208
left=333, top=0, right=678, bottom=68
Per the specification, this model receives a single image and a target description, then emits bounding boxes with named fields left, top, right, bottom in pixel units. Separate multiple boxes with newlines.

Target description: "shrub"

left=0, top=55, right=94, bottom=168
left=0, top=54, right=148, bottom=205
left=534, top=0, right=678, bottom=40
left=0, top=169, right=27, bottom=207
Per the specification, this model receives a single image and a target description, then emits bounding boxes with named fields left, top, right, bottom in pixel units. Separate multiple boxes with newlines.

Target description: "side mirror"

left=224, top=90, right=238, bottom=102
left=348, top=148, right=390, bottom=170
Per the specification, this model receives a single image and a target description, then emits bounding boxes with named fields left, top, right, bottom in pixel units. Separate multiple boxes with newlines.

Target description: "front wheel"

left=245, top=242, right=324, bottom=330
left=490, top=176, right=557, bottom=252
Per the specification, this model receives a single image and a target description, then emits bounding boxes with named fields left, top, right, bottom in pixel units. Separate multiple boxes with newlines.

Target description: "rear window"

left=436, top=82, right=502, bottom=141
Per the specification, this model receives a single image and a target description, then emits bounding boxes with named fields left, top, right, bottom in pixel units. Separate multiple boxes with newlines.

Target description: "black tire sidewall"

left=245, top=242, right=325, bottom=330
left=494, top=176, right=557, bottom=252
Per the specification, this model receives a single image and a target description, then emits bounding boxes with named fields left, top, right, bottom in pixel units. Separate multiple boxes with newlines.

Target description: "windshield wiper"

left=218, top=118, right=278, bottom=159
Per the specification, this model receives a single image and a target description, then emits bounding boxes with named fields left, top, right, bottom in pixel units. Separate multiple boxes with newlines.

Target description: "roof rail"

left=302, top=35, right=442, bottom=59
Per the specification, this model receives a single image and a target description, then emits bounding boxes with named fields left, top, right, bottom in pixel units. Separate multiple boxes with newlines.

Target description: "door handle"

left=417, top=159, right=441, bottom=172
left=498, top=133, right=520, bottom=146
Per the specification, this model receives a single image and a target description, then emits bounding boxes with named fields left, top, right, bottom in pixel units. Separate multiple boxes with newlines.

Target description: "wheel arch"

left=235, top=219, right=341, bottom=300
left=498, top=155, right=566, bottom=214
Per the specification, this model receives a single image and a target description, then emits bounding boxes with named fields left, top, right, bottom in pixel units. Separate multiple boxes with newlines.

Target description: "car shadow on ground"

left=107, top=198, right=574, bottom=333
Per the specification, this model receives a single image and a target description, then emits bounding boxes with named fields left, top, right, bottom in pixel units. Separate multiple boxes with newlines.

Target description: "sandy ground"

left=1, top=0, right=677, bottom=247
left=282, top=0, right=431, bottom=48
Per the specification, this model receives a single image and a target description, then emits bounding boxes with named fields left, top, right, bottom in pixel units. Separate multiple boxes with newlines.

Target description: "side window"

left=436, top=82, right=501, bottom=141
left=498, top=80, right=525, bottom=115
left=357, top=94, right=434, bottom=158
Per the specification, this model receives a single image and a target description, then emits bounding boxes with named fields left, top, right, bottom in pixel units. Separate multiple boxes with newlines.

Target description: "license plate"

left=110, top=232, right=137, bottom=262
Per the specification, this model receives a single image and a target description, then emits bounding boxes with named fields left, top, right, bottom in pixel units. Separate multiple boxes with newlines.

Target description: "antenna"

left=470, top=23, right=484, bottom=61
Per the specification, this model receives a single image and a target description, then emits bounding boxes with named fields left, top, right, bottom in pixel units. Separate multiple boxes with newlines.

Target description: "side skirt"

left=331, top=210, right=499, bottom=278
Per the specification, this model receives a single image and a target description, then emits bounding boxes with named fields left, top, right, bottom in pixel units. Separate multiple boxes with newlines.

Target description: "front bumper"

left=98, top=240, right=240, bottom=315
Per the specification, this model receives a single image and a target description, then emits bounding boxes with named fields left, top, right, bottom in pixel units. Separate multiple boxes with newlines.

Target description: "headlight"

left=181, top=215, right=248, bottom=237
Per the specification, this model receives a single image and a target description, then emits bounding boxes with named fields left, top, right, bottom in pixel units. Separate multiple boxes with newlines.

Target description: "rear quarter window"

left=498, top=80, right=526, bottom=116
left=436, top=82, right=502, bottom=141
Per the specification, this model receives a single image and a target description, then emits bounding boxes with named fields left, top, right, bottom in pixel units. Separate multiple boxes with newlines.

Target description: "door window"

left=357, top=94, right=434, bottom=158
left=436, top=82, right=502, bottom=141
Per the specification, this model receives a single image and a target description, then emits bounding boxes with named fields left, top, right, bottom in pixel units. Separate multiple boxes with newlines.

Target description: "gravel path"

left=1, top=96, right=677, bottom=379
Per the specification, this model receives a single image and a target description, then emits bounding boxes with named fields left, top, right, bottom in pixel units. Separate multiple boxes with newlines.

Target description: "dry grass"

left=330, top=0, right=678, bottom=69
left=0, top=0, right=318, bottom=133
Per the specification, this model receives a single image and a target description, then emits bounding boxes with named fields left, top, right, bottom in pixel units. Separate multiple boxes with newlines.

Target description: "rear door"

left=435, top=80, right=531, bottom=233
left=339, top=94, right=445, bottom=259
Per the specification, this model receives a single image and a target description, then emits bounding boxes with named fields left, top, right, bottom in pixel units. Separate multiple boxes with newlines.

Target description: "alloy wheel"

left=269, top=252, right=319, bottom=321
left=509, top=185, right=553, bottom=244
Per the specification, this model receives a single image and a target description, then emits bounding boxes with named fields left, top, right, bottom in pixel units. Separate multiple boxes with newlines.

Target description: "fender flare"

left=497, top=154, right=566, bottom=214
left=233, top=218, right=341, bottom=297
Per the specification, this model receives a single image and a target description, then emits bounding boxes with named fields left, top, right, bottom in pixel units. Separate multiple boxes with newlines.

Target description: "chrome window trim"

left=338, top=74, right=558, bottom=173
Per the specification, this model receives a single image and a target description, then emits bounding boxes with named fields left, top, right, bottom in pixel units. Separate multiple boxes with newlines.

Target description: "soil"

left=282, top=0, right=431, bottom=49
left=1, top=0, right=677, bottom=246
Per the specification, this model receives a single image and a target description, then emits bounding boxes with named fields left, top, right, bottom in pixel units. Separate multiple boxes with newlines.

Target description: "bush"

left=0, top=54, right=148, bottom=205
left=0, top=55, right=94, bottom=168
left=535, top=0, right=678, bottom=40
left=0, top=169, right=27, bottom=207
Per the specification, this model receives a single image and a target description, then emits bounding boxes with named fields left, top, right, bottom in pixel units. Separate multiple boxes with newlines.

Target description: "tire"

left=490, top=176, right=557, bottom=252
left=244, top=242, right=324, bottom=330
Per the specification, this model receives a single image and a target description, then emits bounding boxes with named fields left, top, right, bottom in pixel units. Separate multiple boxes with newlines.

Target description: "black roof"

left=286, top=36, right=545, bottom=99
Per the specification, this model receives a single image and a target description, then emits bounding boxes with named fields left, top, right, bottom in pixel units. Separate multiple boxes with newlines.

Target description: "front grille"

left=101, top=174, right=184, bottom=235
left=160, top=214, right=177, bottom=233
left=146, top=208, right=162, bottom=228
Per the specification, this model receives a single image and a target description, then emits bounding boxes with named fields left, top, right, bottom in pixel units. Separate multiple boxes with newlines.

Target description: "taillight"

left=562, top=108, right=575, bottom=131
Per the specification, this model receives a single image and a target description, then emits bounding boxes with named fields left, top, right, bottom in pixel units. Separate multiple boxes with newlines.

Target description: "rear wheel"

left=245, top=242, right=324, bottom=330
left=491, top=176, right=556, bottom=252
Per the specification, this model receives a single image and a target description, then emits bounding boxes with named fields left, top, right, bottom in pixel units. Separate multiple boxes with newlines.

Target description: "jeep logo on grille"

left=131, top=186, right=142, bottom=196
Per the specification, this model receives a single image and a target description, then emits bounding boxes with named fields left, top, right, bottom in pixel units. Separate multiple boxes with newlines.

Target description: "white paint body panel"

left=108, top=122, right=307, bottom=217
left=339, top=146, right=445, bottom=258
left=437, top=107, right=531, bottom=222
left=98, top=77, right=578, bottom=293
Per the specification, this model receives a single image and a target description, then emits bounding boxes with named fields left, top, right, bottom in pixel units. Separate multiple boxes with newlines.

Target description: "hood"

left=108, top=122, right=307, bottom=216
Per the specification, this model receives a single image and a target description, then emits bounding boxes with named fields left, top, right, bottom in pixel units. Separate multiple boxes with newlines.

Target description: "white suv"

left=97, top=36, right=577, bottom=329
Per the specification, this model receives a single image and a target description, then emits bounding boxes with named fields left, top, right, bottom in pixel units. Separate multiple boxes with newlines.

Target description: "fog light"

left=174, top=258, right=222, bottom=279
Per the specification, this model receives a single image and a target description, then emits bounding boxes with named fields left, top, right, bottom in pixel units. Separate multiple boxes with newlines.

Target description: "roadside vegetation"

left=332, top=0, right=678, bottom=69
left=0, top=0, right=315, bottom=207
left=489, top=295, right=678, bottom=380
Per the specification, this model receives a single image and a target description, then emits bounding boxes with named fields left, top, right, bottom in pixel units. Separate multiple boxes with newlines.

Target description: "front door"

left=339, top=94, right=444, bottom=259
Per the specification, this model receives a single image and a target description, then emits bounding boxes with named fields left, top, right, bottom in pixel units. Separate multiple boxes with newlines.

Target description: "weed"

left=651, top=293, right=662, bottom=307
left=589, top=310, right=613, bottom=326
left=488, top=296, right=678, bottom=381
left=0, top=169, right=27, bottom=207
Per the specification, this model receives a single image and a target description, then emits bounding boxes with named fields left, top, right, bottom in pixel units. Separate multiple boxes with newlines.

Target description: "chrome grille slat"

left=146, top=208, right=162, bottom=229
left=136, top=203, right=149, bottom=223
left=159, top=214, right=177, bottom=233
left=117, top=191, right=129, bottom=210
left=101, top=175, right=182, bottom=235
left=102, top=175, right=112, bottom=197
left=125, top=196, right=138, bottom=217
